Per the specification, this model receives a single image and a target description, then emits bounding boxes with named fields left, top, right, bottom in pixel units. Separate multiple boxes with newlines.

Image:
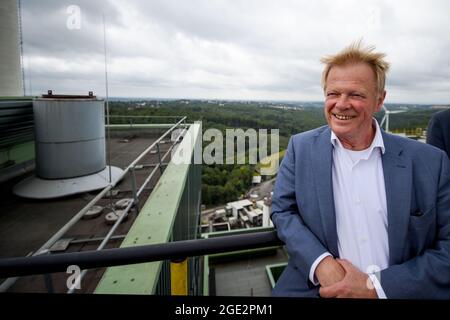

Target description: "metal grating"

left=0, top=100, right=34, bottom=149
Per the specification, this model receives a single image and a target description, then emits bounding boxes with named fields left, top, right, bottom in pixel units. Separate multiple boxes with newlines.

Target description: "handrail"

left=0, top=117, right=188, bottom=292
left=0, top=231, right=283, bottom=278
left=108, top=115, right=183, bottom=118
left=32, top=117, right=187, bottom=257
left=67, top=142, right=177, bottom=293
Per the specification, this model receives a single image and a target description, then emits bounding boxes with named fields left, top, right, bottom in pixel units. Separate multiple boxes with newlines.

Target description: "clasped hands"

left=315, top=256, right=378, bottom=299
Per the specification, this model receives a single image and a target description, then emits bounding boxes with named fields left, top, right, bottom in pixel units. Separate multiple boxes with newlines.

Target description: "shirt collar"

left=330, top=118, right=385, bottom=154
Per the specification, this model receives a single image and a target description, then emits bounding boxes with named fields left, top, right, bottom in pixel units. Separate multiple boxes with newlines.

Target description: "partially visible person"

left=427, top=109, right=450, bottom=159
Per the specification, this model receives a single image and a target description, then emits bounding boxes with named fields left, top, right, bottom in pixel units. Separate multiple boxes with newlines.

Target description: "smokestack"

left=0, top=0, right=24, bottom=96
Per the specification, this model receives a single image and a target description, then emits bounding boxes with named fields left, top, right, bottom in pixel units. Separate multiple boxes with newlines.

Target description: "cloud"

left=19, top=0, right=450, bottom=103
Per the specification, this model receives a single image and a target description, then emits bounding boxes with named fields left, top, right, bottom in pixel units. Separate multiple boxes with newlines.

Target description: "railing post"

left=170, top=258, right=188, bottom=295
left=43, top=273, right=54, bottom=293
left=129, top=167, right=139, bottom=210
left=39, top=250, right=54, bottom=293
left=156, top=143, right=164, bottom=175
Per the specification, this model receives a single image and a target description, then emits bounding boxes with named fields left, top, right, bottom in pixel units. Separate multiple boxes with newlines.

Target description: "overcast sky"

left=20, top=0, right=450, bottom=104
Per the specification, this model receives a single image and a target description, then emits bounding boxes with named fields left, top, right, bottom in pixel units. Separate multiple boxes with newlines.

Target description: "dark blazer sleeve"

left=427, top=110, right=450, bottom=159
left=427, top=113, right=446, bottom=151
left=271, top=137, right=329, bottom=284
left=379, top=151, right=450, bottom=299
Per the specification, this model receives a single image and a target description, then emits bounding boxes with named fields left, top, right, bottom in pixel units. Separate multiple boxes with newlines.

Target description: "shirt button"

left=355, top=198, right=361, bottom=204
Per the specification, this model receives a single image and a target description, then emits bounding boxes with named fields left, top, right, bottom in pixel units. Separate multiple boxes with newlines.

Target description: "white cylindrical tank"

left=33, top=96, right=106, bottom=179
left=0, top=0, right=24, bottom=96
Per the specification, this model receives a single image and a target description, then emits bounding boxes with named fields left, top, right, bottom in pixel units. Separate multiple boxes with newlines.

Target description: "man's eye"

left=327, top=92, right=337, bottom=97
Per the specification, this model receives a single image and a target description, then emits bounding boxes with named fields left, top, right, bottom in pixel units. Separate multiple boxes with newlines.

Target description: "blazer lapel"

left=312, top=128, right=339, bottom=257
left=381, top=131, right=412, bottom=265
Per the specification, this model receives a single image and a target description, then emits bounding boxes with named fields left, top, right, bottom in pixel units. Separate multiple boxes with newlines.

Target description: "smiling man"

left=271, top=42, right=450, bottom=299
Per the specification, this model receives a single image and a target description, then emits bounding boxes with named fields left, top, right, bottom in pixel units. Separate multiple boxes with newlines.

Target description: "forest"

left=109, top=99, right=442, bottom=206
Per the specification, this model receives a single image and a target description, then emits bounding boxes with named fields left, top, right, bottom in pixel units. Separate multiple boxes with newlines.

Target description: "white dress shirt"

left=309, top=120, right=388, bottom=298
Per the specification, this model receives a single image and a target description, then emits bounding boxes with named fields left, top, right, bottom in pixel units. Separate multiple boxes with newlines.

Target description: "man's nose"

left=335, top=95, right=350, bottom=109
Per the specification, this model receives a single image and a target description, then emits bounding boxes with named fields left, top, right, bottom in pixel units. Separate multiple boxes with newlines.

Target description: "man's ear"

left=376, top=90, right=386, bottom=112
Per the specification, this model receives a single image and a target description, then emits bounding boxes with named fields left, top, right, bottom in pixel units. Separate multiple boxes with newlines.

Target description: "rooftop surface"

left=0, top=133, right=171, bottom=293
left=211, top=247, right=287, bottom=296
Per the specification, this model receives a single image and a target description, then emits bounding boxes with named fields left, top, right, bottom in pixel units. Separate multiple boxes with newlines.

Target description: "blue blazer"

left=271, top=125, right=450, bottom=299
left=427, top=109, right=450, bottom=159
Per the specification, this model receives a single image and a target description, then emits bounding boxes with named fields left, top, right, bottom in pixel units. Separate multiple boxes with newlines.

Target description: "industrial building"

left=203, top=195, right=274, bottom=233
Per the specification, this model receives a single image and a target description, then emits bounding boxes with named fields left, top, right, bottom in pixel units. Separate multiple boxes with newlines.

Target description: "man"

left=427, top=109, right=450, bottom=159
left=271, top=42, right=450, bottom=299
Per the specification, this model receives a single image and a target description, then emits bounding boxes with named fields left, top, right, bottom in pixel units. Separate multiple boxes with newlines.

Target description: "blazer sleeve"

left=427, top=114, right=445, bottom=151
left=271, top=136, right=330, bottom=284
left=379, top=151, right=450, bottom=299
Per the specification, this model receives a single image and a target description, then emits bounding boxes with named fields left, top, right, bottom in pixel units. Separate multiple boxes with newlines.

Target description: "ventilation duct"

left=13, top=92, right=123, bottom=199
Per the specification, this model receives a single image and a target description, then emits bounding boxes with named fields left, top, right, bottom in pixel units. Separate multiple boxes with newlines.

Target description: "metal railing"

left=0, top=231, right=283, bottom=278
left=39, top=116, right=187, bottom=256
left=66, top=117, right=186, bottom=292
left=0, top=117, right=188, bottom=292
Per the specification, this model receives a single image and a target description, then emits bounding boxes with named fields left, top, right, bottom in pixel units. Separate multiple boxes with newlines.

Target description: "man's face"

left=324, top=63, right=386, bottom=148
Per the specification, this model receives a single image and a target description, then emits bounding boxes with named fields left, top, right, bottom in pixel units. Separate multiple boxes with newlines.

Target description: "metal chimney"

left=13, top=92, right=124, bottom=199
